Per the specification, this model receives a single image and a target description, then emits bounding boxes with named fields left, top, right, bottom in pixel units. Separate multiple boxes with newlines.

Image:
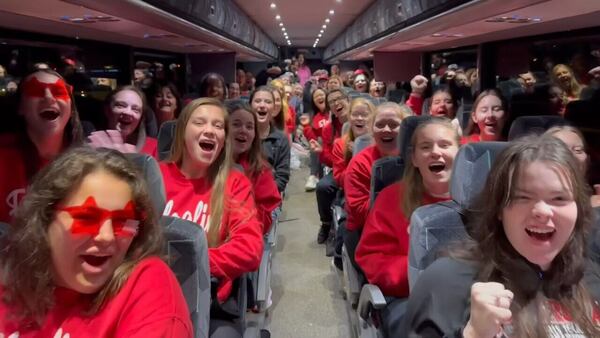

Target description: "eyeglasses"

left=58, top=196, right=143, bottom=237
left=22, top=77, right=73, bottom=101
left=350, top=111, right=370, bottom=119
left=327, top=96, right=347, bottom=106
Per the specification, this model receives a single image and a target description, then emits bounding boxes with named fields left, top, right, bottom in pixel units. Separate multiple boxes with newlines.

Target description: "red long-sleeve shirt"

left=460, top=133, right=481, bottom=145
left=406, top=93, right=424, bottom=116
left=355, top=182, right=448, bottom=298
left=285, top=106, right=297, bottom=136
left=302, top=111, right=329, bottom=141
left=239, top=158, right=281, bottom=235
left=141, top=137, right=158, bottom=158
left=319, top=118, right=343, bottom=168
left=332, top=136, right=349, bottom=187
left=0, top=257, right=192, bottom=337
left=160, top=162, right=263, bottom=302
left=344, top=144, right=382, bottom=232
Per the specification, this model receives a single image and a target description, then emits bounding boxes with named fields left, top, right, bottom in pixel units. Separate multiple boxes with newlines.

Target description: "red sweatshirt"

left=406, top=93, right=424, bottom=116
left=239, top=157, right=282, bottom=235
left=344, top=144, right=382, bottom=232
left=460, top=133, right=481, bottom=145
left=0, top=257, right=192, bottom=337
left=319, top=118, right=343, bottom=168
left=141, top=137, right=158, bottom=158
left=355, top=182, right=448, bottom=298
left=285, top=106, right=297, bottom=136
left=332, top=136, right=349, bottom=187
left=160, top=162, right=263, bottom=302
left=0, top=134, right=47, bottom=223
left=302, top=111, right=329, bottom=141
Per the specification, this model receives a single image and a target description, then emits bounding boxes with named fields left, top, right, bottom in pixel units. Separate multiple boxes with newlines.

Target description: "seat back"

left=408, top=142, right=508, bottom=288
left=158, top=120, right=177, bottom=162
left=162, top=216, right=211, bottom=338
left=353, top=134, right=374, bottom=155
left=508, top=115, right=567, bottom=141
left=370, top=156, right=404, bottom=206
left=341, top=121, right=350, bottom=136
left=126, top=153, right=166, bottom=216
left=399, top=115, right=432, bottom=164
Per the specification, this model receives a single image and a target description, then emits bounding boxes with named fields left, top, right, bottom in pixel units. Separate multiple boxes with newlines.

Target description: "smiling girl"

left=159, top=98, right=263, bottom=305
left=0, top=147, right=192, bottom=337
left=404, top=135, right=600, bottom=337
left=462, top=89, right=508, bottom=143
left=356, top=118, right=460, bottom=299
left=0, top=69, right=83, bottom=222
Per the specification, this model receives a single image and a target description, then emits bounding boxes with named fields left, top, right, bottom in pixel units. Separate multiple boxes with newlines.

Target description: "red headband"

left=22, top=76, right=72, bottom=101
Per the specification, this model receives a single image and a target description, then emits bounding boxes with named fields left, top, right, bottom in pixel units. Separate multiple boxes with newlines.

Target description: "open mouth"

left=40, top=109, right=60, bottom=121
left=234, top=136, right=247, bottom=143
left=428, top=162, right=446, bottom=173
left=199, top=140, right=216, bottom=151
left=525, top=227, right=555, bottom=241
left=380, top=136, right=395, bottom=143
left=118, top=115, right=134, bottom=126
left=81, top=255, right=111, bottom=267
left=257, top=110, right=269, bottom=117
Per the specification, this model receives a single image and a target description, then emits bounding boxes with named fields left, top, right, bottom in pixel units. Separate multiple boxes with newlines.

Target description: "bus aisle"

left=260, top=165, right=352, bottom=338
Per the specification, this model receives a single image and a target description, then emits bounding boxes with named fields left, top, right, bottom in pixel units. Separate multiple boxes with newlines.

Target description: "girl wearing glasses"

left=0, top=147, right=192, bottom=337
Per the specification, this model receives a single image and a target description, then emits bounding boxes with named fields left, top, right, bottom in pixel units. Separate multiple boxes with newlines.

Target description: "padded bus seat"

left=408, top=142, right=508, bottom=289
left=353, top=134, right=374, bottom=155
left=508, top=115, right=567, bottom=141
left=158, top=120, right=177, bottom=161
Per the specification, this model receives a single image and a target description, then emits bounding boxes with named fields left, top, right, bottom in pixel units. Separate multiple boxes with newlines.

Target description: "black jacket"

left=401, top=257, right=600, bottom=338
left=261, top=127, right=290, bottom=193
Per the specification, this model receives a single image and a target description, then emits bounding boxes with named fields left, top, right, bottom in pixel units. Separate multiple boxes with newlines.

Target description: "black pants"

left=343, top=227, right=363, bottom=274
left=316, top=173, right=338, bottom=224
left=381, top=297, right=408, bottom=338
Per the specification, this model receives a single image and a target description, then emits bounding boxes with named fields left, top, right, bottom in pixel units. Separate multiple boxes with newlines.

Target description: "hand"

left=346, top=140, right=354, bottom=152
left=410, top=75, right=428, bottom=96
left=463, top=282, right=513, bottom=338
left=299, top=114, right=311, bottom=126
left=591, top=184, right=600, bottom=208
left=588, top=66, right=600, bottom=79
left=88, top=130, right=137, bottom=153
left=309, top=139, right=323, bottom=153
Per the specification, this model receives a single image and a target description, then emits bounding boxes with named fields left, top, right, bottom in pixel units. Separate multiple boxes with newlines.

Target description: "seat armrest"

left=357, top=284, right=387, bottom=320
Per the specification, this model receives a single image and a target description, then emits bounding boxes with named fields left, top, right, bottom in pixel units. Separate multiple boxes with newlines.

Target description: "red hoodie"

left=160, top=162, right=263, bottom=302
left=319, top=118, right=343, bottom=168
left=355, top=182, right=449, bottom=298
left=302, top=111, right=329, bottom=141
left=0, top=134, right=47, bottom=223
left=141, top=137, right=158, bottom=158
left=239, top=157, right=282, bottom=235
left=406, top=93, right=424, bottom=116
left=285, top=106, right=297, bottom=136
left=0, top=257, right=192, bottom=337
left=344, top=144, right=382, bottom=232
left=332, top=136, right=349, bottom=187
left=460, top=133, right=481, bottom=145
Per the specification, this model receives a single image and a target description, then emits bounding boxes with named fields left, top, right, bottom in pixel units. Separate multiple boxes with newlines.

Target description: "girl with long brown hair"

left=0, top=68, right=83, bottom=222
left=0, top=147, right=191, bottom=336
left=159, top=98, right=263, bottom=307
left=227, top=100, right=281, bottom=235
left=356, top=118, right=460, bottom=301
left=404, top=134, right=600, bottom=337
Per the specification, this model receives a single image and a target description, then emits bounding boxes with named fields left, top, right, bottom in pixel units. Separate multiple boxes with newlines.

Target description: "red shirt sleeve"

left=286, top=107, right=296, bottom=135
left=406, top=93, right=424, bottom=116
left=332, top=137, right=348, bottom=187
left=209, top=172, right=264, bottom=302
left=320, top=123, right=335, bottom=167
left=303, top=124, right=318, bottom=141
left=141, top=137, right=158, bottom=158
left=112, top=258, right=193, bottom=337
left=344, top=147, right=376, bottom=231
left=355, top=183, right=410, bottom=298
left=253, top=167, right=282, bottom=234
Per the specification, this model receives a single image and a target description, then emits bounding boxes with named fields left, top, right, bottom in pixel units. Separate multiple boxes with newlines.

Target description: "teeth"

left=526, top=228, right=554, bottom=234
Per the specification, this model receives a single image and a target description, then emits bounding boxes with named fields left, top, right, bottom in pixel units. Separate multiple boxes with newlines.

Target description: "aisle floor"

left=262, top=167, right=352, bottom=337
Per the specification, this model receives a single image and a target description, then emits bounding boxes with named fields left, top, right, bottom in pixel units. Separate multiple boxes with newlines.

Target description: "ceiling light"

left=279, top=23, right=283, bottom=27
left=270, top=3, right=276, bottom=9
left=320, top=30, right=324, bottom=33
left=276, top=15, right=281, bottom=20
left=336, top=0, right=342, bottom=3
left=318, top=33, right=322, bottom=37
left=329, top=10, right=335, bottom=15
left=325, top=18, right=330, bottom=23
left=322, top=24, right=327, bottom=29
left=282, top=27, right=286, bottom=31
